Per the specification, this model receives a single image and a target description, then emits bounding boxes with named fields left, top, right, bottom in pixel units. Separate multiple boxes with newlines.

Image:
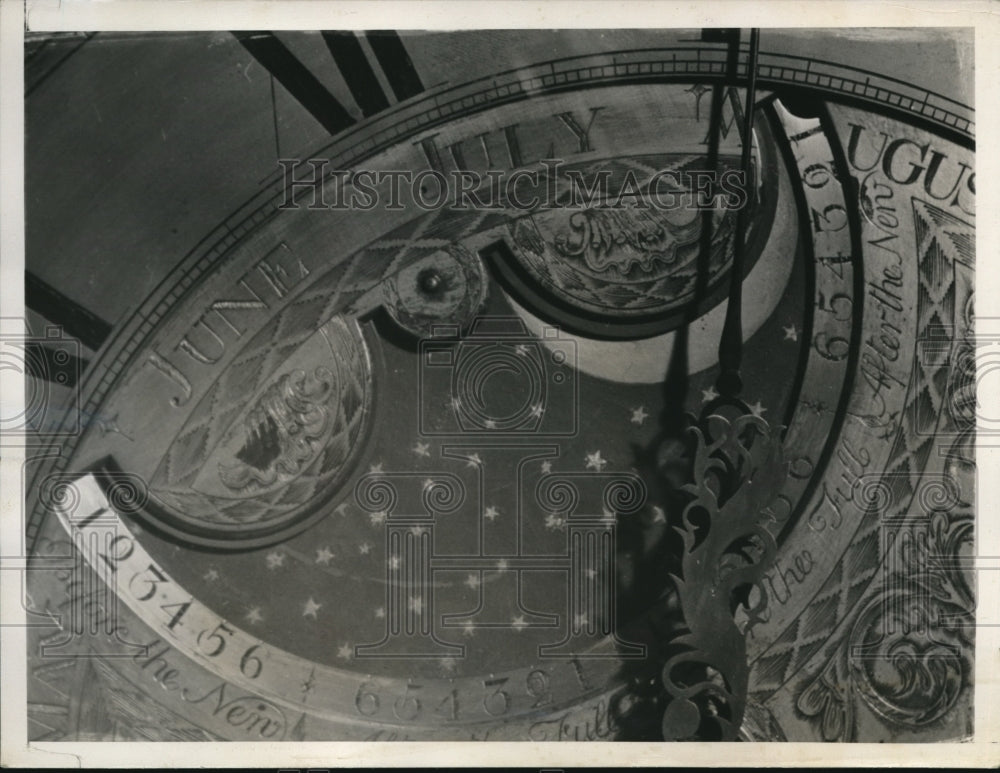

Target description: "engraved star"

left=585, top=451, right=607, bottom=471
left=530, top=403, right=544, bottom=418
left=802, top=398, right=828, bottom=415
left=544, top=513, right=565, bottom=530
left=701, top=386, right=719, bottom=403
left=359, top=542, right=372, bottom=555
left=375, top=606, right=385, bottom=619
left=337, top=643, right=352, bottom=660
left=245, top=607, right=263, bottom=625
left=484, top=419, right=497, bottom=429
left=265, top=551, right=285, bottom=570
left=315, top=546, right=335, bottom=565
left=303, top=597, right=322, bottom=619
left=414, top=441, right=431, bottom=457
left=465, top=453, right=483, bottom=468
left=408, top=596, right=423, bottom=614
left=630, top=406, right=649, bottom=425
left=651, top=506, right=667, bottom=524
left=749, top=401, right=767, bottom=417
left=511, top=615, right=527, bottom=631
left=483, top=506, right=500, bottom=521
left=95, top=412, right=132, bottom=440
left=541, top=460, right=553, bottom=474
left=461, top=620, right=476, bottom=637
left=369, top=510, right=387, bottom=526
left=369, top=462, right=384, bottom=475
left=301, top=668, right=316, bottom=697
left=203, top=569, right=219, bottom=582
left=465, top=573, right=481, bottom=589
left=783, top=324, right=799, bottom=342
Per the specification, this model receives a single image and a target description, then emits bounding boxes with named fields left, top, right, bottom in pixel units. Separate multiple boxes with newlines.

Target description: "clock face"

left=19, top=27, right=975, bottom=744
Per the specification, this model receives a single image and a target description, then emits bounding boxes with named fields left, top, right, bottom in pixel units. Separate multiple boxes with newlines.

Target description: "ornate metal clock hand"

left=657, top=28, right=789, bottom=742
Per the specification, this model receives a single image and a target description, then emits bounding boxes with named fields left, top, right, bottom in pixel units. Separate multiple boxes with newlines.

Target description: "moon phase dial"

left=22, top=29, right=975, bottom=744
left=484, top=111, right=781, bottom=341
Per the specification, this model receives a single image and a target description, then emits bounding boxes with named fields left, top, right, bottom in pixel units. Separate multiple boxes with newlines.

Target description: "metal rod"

left=716, top=28, right=760, bottom=399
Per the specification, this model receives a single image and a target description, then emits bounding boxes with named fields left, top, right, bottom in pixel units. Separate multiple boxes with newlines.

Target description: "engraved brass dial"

left=22, top=28, right=975, bottom=744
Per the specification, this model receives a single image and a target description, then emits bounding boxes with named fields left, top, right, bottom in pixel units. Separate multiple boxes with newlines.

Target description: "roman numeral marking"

left=25, top=270, right=111, bottom=351
left=233, top=31, right=356, bottom=135
left=232, top=30, right=424, bottom=137
left=365, top=30, right=425, bottom=102
left=322, top=32, right=390, bottom=117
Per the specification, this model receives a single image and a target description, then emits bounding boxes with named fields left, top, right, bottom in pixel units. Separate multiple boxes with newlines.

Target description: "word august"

left=278, top=159, right=749, bottom=213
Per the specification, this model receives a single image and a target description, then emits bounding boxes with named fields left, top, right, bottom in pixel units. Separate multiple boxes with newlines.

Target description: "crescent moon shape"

left=504, top=134, right=799, bottom=384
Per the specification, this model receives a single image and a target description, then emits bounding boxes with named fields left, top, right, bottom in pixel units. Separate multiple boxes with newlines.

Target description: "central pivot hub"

left=417, top=267, right=446, bottom=297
